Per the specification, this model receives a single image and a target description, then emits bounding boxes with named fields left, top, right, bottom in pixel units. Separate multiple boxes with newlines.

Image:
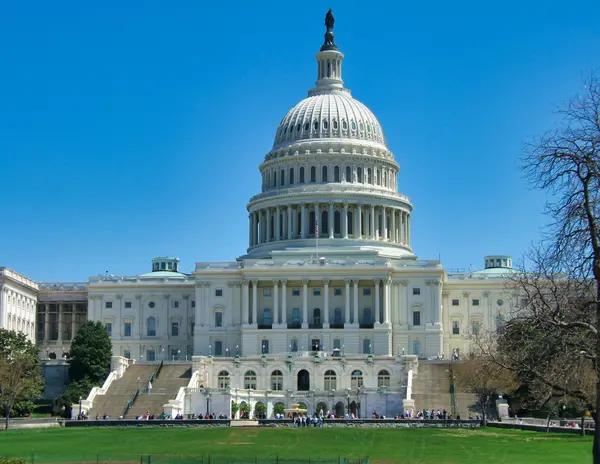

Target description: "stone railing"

left=73, top=371, right=117, bottom=416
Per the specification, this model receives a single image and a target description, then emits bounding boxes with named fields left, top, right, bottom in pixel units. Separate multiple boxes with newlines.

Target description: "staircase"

left=125, top=363, right=192, bottom=418
left=88, top=364, right=157, bottom=419
left=411, top=362, right=477, bottom=419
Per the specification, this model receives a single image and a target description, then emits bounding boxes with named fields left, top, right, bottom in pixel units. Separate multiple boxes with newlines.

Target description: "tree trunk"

left=3, top=405, right=9, bottom=430
left=594, top=276, right=600, bottom=461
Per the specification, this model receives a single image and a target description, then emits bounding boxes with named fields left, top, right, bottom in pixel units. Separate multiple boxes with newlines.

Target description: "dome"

left=272, top=92, right=386, bottom=150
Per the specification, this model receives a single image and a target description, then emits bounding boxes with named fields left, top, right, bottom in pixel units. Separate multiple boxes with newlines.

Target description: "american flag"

left=315, top=220, right=319, bottom=236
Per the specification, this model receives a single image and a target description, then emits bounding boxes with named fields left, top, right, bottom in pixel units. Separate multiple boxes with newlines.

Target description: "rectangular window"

left=124, top=322, right=132, bottom=337
left=412, top=311, right=421, bottom=326
left=333, top=339, right=341, bottom=350
left=363, top=288, right=371, bottom=296
left=292, top=289, right=300, bottom=296
left=263, top=289, right=271, bottom=297
left=171, top=322, right=179, bottom=336
left=215, top=341, right=223, bottom=356
left=472, top=299, right=480, bottom=306
left=106, top=323, right=112, bottom=336
left=313, top=288, right=321, bottom=296
left=123, top=349, right=131, bottom=359
left=334, top=288, right=342, bottom=296
left=215, top=312, right=223, bottom=327
left=290, top=339, right=298, bottom=352
left=191, top=301, right=196, bottom=308
left=215, top=289, right=223, bottom=297
left=363, top=338, right=371, bottom=354
left=124, top=301, right=132, bottom=309
left=452, top=320, right=460, bottom=335
left=147, top=349, right=156, bottom=361
left=452, top=299, right=459, bottom=306
left=191, top=322, right=195, bottom=336
left=172, top=301, right=179, bottom=308
left=171, top=348, right=179, bottom=360
left=413, top=288, right=420, bottom=296
left=262, top=340, right=269, bottom=354
left=105, top=302, right=113, bottom=309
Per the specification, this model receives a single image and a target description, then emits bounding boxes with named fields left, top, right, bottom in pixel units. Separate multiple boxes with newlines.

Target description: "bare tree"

left=499, top=72, right=600, bottom=461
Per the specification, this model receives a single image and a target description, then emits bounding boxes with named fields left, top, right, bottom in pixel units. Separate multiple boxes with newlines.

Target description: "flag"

left=315, top=220, right=319, bottom=236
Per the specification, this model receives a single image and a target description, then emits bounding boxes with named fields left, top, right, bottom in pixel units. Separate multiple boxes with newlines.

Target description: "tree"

left=239, top=401, right=250, bottom=419
left=230, top=400, right=240, bottom=418
left=501, top=72, right=600, bottom=462
left=0, top=329, right=43, bottom=429
left=453, top=350, right=518, bottom=423
left=273, top=402, right=285, bottom=416
left=253, top=402, right=266, bottom=419
left=57, top=321, right=112, bottom=415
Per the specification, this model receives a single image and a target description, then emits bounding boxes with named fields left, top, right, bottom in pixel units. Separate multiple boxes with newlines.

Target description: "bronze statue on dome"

left=325, top=9, right=335, bottom=32
left=321, top=9, right=338, bottom=51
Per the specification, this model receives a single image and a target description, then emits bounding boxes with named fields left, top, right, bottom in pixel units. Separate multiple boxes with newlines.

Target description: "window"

left=215, top=289, right=223, bottom=297
left=334, top=288, right=342, bottom=296
left=334, top=308, right=342, bottom=324
left=289, top=167, right=295, bottom=184
left=263, top=308, right=272, bottom=325
left=292, top=289, right=300, bottom=296
left=215, top=340, right=222, bottom=356
left=218, top=371, right=230, bottom=390
left=124, top=321, right=132, bottom=337
left=324, top=370, right=337, bottom=390
left=412, top=310, right=421, bottom=326
left=172, top=300, right=179, bottom=308
left=290, top=338, right=298, bottom=352
left=346, top=166, right=352, bottom=182
left=363, top=339, right=371, bottom=354
left=413, top=288, right=420, bottom=296
left=452, top=320, right=460, bottom=335
left=147, top=349, right=156, bottom=361
left=190, top=322, right=195, bottom=336
left=351, top=370, right=363, bottom=389
left=310, top=166, right=316, bottom=182
left=171, top=322, right=179, bottom=336
left=149, top=301, right=155, bottom=308
left=363, top=288, right=371, bottom=296
left=105, top=302, right=113, bottom=309
left=280, top=169, right=285, bottom=186
left=191, top=301, right=196, bottom=308
left=300, top=167, right=305, bottom=183
left=105, top=322, right=112, bottom=337
left=334, top=166, right=340, bottom=182
left=313, top=288, right=321, bottom=296
left=292, top=308, right=301, bottom=324
left=333, top=119, right=338, bottom=130
left=496, top=314, right=506, bottom=334
left=244, top=370, right=257, bottom=390
left=322, top=166, right=328, bottom=182
left=497, top=299, right=504, bottom=306
left=215, top=312, right=223, bottom=327
left=333, top=339, right=341, bottom=350
left=342, top=120, right=348, bottom=130
left=378, top=370, right=390, bottom=388
left=452, top=299, right=459, bottom=306
left=357, top=167, right=363, bottom=183
left=171, top=348, right=180, bottom=360
left=262, top=340, right=269, bottom=354
left=472, top=299, right=480, bottom=306
left=263, top=289, right=271, bottom=297
left=123, top=350, right=131, bottom=359
left=125, top=301, right=132, bottom=309
left=271, top=370, right=283, bottom=390
left=363, top=308, right=372, bottom=324
left=147, top=316, right=156, bottom=336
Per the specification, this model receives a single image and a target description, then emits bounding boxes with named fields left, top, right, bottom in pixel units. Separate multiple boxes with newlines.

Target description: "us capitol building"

left=0, top=12, right=517, bottom=418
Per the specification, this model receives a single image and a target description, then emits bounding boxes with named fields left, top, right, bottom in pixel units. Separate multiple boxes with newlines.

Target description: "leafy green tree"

left=273, top=403, right=285, bottom=416
left=230, top=401, right=239, bottom=418
left=253, top=402, right=266, bottom=419
left=0, top=329, right=43, bottom=429
left=239, top=401, right=251, bottom=419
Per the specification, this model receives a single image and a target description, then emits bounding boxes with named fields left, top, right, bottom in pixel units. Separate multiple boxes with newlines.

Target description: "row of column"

left=37, top=302, right=80, bottom=343
left=249, top=203, right=410, bottom=247
left=241, top=279, right=392, bottom=327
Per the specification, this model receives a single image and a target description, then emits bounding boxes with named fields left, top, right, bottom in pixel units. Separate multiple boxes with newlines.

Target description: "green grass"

left=0, top=427, right=591, bottom=464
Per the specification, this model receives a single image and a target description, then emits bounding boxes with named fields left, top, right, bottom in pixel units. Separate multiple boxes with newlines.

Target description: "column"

left=328, top=202, right=334, bottom=239
left=248, top=214, right=253, bottom=247
left=266, top=208, right=271, bottom=242
left=323, top=279, right=330, bottom=326
left=353, top=279, right=359, bottom=325
left=391, top=209, right=396, bottom=243
left=301, top=204, right=307, bottom=239
left=275, top=207, right=281, bottom=241
left=362, top=205, right=368, bottom=239
left=383, top=208, right=388, bottom=241
left=383, top=279, right=391, bottom=324
left=273, top=280, right=279, bottom=325
left=314, top=202, right=319, bottom=236
left=356, top=204, right=362, bottom=239
left=281, top=280, right=287, bottom=325
left=251, top=280, right=258, bottom=326
left=407, top=215, right=411, bottom=246
left=287, top=206, right=293, bottom=240
left=344, top=279, right=351, bottom=325
left=370, top=205, right=375, bottom=240
left=343, top=203, right=349, bottom=239
left=57, top=303, right=64, bottom=342
left=44, top=303, right=50, bottom=342
left=71, top=303, right=77, bottom=341
left=302, top=279, right=308, bottom=328
left=243, top=281, right=250, bottom=325
left=400, top=212, right=405, bottom=244
left=374, top=280, right=381, bottom=324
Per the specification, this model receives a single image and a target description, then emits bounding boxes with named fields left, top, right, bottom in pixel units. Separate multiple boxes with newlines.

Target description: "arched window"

left=304, top=122, right=309, bottom=131
left=263, top=308, right=272, bottom=325
left=367, top=168, right=372, bottom=184
left=147, top=316, right=156, bottom=337
left=378, top=370, right=390, bottom=388
left=351, top=370, right=364, bottom=389
left=244, top=370, right=257, bottom=390
left=313, top=120, right=319, bottom=131
left=322, top=166, right=328, bottom=182
left=334, top=166, right=340, bottom=182
left=310, top=166, right=316, bottom=182
left=271, top=370, right=283, bottom=391
left=345, top=166, right=351, bottom=182
left=324, top=370, right=337, bottom=390
left=218, top=371, right=230, bottom=390
left=321, top=210, right=328, bottom=236
left=300, top=167, right=305, bottom=183
left=383, top=171, right=387, bottom=187
left=297, top=369, right=310, bottom=391
left=323, top=119, right=328, bottom=130
left=347, top=211, right=354, bottom=235
left=273, top=171, right=277, bottom=187
left=313, top=308, right=321, bottom=325
left=309, top=210, right=316, bottom=235
left=342, top=120, right=348, bottom=130
left=357, top=167, right=363, bottom=183
left=376, top=169, right=381, bottom=186
left=280, top=169, right=285, bottom=186
left=333, top=119, right=338, bottom=130
left=289, top=168, right=294, bottom=185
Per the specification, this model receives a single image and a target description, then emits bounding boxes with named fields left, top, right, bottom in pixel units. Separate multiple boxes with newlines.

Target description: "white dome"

left=272, top=92, right=386, bottom=150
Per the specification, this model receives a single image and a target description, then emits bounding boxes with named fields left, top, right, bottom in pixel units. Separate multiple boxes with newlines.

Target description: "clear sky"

left=1, top=1, right=599, bottom=282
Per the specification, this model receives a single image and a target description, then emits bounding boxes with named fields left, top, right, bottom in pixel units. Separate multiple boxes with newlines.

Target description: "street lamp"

left=346, top=393, right=350, bottom=416
left=342, top=344, right=345, bottom=357
left=78, top=396, right=83, bottom=419
left=161, top=347, right=165, bottom=361
left=206, top=390, right=211, bottom=416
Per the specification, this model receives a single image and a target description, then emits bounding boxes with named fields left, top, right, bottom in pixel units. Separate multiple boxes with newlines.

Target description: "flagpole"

left=316, top=220, right=319, bottom=259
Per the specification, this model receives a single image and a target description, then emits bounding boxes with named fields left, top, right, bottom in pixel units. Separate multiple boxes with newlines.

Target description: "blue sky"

left=1, top=1, right=599, bottom=282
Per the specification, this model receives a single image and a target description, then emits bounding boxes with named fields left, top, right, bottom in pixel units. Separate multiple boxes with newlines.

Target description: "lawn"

left=0, top=427, right=591, bottom=464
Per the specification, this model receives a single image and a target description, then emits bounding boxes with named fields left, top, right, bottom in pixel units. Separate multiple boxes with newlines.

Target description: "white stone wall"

left=0, top=267, right=38, bottom=342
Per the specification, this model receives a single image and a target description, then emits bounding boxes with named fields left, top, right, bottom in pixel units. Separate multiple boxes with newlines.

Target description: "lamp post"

left=346, top=393, right=350, bottom=416
left=161, top=347, right=165, bottom=361
left=342, top=344, right=345, bottom=357
left=209, top=345, right=212, bottom=357
left=206, top=391, right=211, bottom=416
left=226, top=348, right=229, bottom=357
left=78, top=396, right=83, bottom=418
left=236, top=345, right=239, bottom=356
